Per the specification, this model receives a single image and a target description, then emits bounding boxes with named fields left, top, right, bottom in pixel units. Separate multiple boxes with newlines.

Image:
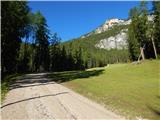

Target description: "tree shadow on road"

left=2, top=69, right=104, bottom=109
left=1, top=92, right=68, bottom=109
left=47, top=69, right=104, bottom=83
left=9, top=69, right=104, bottom=90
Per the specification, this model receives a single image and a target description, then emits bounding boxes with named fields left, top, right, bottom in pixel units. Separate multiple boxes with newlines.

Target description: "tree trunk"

left=138, top=47, right=145, bottom=62
left=141, top=47, right=145, bottom=60
left=151, top=37, right=158, bottom=59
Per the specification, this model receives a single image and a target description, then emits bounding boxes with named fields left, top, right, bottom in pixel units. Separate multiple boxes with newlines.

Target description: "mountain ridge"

left=80, top=15, right=153, bottom=39
left=81, top=18, right=131, bottom=38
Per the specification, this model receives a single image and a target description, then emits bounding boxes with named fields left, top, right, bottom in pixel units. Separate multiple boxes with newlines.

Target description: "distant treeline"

left=18, top=41, right=85, bottom=73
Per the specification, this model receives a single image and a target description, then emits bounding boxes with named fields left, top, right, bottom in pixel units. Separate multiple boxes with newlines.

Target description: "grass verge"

left=1, top=73, right=24, bottom=102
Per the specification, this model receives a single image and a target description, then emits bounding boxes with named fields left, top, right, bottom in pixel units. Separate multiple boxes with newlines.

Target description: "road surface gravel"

left=1, top=73, right=125, bottom=120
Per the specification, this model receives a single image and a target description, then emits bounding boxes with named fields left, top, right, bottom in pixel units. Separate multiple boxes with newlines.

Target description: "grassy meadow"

left=49, top=60, right=160, bottom=120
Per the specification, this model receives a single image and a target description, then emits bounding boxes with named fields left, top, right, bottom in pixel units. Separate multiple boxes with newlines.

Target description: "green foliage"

left=128, top=1, right=160, bottom=61
left=153, top=1, right=160, bottom=54
left=34, top=12, right=50, bottom=71
left=136, top=2, right=148, bottom=47
left=1, top=1, right=29, bottom=75
left=128, top=7, right=140, bottom=60
left=50, top=42, right=85, bottom=71
left=17, top=43, right=31, bottom=72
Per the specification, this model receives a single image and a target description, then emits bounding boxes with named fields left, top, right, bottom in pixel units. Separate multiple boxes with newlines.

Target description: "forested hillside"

left=62, top=25, right=129, bottom=68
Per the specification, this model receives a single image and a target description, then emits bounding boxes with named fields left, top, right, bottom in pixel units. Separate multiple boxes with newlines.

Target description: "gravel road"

left=1, top=73, right=124, bottom=120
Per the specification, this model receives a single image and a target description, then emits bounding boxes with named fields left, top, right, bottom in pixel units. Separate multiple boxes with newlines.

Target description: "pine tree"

left=75, top=47, right=84, bottom=70
left=153, top=1, right=160, bottom=55
left=49, top=33, right=62, bottom=71
left=61, top=46, right=67, bottom=71
left=128, top=7, right=140, bottom=60
left=34, top=11, right=50, bottom=71
left=2, top=1, right=29, bottom=76
left=128, top=2, right=151, bottom=61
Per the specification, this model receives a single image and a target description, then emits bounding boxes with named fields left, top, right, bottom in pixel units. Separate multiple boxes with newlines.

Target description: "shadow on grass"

left=147, top=106, right=160, bottom=116
left=47, top=69, right=105, bottom=83
left=147, top=96, right=160, bottom=117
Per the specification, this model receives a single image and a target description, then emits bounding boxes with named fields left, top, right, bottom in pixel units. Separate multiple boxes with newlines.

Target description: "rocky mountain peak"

left=81, top=18, right=130, bottom=38
left=94, top=18, right=130, bottom=34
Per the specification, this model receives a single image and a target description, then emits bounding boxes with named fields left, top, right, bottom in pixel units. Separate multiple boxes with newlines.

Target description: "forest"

left=2, top=1, right=85, bottom=79
left=2, top=1, right=160, bottom=79
left=62, top=25, right=129, bottom=68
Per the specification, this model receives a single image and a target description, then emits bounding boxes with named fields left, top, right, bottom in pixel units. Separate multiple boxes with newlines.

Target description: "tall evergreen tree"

left=49, top=33, right=62, bottom=71
left=2, top=1, right=29, bottom=76
left=137, top=2, right=148, bottom=48
left=75, top=47, right=85, bottom=70
left=128, top=2, right=151, bottom=61
left=153, top=1, right=160, bottom=55
left=34, top=12, right=50, bottom=71
left=128, top=7, right=140, bottom=60
left=61, top=46, right=67, bottom=71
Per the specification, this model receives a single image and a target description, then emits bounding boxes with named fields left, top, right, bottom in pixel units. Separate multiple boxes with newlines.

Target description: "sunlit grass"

left=62, top=60, right=160, bottom=120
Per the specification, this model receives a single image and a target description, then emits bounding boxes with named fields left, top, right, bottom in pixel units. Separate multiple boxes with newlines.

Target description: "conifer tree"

left=2, top=1, right=29, bottom=76
left=153, top=1, right=160, bottom=55
left=34, top=11, right=50, bottom=71
left=128, top=7, right=140, bottom=60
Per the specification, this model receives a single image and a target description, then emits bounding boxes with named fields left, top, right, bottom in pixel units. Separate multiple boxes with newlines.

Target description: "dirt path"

left=1, top=73, right=124, bottom=120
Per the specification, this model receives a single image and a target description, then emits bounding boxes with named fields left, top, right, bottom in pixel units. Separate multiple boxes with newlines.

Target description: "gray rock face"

left=95, top=29, right=128, bottom=50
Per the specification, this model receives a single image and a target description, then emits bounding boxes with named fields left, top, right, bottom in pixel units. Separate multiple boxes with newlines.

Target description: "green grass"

left=50, top=60, right=160, bottom=120
left=1, top=73, right=24, bottom=102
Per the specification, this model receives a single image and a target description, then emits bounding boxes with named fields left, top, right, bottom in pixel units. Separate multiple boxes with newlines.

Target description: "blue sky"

left=28, top=1, right=152, bottom=41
